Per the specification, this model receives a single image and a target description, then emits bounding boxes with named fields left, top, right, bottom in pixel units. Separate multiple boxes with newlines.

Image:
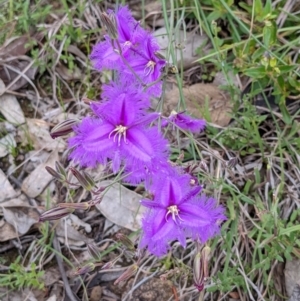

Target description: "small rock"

left=122, top=277, right=173, bottom=301
left=0, top=168, right=18, bottom=202
left=154, top=27, right=210, bottom=69
left=45, top=296, right=57, bottom=301
left=0, top=94, right=26, bottom=124
left=0, top=133, right=17, bottom=158
left=90, top=286, right=103, bottom=301
left=285, top=259, right=300, bottom=297
left=163, top=83, right=232, bottom=127
left=213, top=71, right=240, bottom=88
left=21, top=150, right=58, bottom=198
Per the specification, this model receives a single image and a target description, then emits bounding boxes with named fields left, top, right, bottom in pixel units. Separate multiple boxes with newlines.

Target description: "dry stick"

left=52, top=235, right=79, bottom=301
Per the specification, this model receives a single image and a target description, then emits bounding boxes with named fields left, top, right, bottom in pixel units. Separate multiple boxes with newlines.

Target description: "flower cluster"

left=67, top=6, right=226, bottom=257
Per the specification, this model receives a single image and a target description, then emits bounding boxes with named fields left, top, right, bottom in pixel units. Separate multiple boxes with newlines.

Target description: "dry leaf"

left=0, top=78, right=5, bottom=96
left=56, top=217, right=92, bottom=247
left=0, top=35, right=32, bottom=58
left=0, top=220, right=19, bottom=242
left=67, top=45, right=88, bottom=61
left=96, top=180, right=146, bottom=231
left=45, top=296, right=57, bottom=301
left=0, top=194, right=29, bottom=209
left=163, top=83, right=232, bottom=127
left=0, top=288, right=38, bottom=301
left=56, top=63, right=82, bottom=81
left=18, top=118, right=66, bottom=152
left=21, top=150, right=59, bottom=198
left=0, top=168, right=18, bottom=203
left=0, top=60, right=38, bottom=91
left=42, top=267, right=61, bottom=287
left=3, top=206, right=39, bottom=235
left=0, top=94, right=26, bottom=124
left=0, top=133, right=17, bottom=158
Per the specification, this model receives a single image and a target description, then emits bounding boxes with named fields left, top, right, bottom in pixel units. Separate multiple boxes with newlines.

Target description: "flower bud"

left=101, top=261, right=114, bottom=270
left=100, top=12, right=118, bottom=40
left=39, top=207, right=74, bottom=222
left=87, top=243, right=102, bottom=261
left=45, top=166, right=65, bottom=181
left=58, top=202, right=90, bottom=210
left=69, top=167, right=95, bottom=191
left=50, top=119, right=79, bottom=139
left=114, top=264, right=138, bottom=285
left=115, top=233, right=135, bottom=251
left=73, top=262, right=95, bottom=275
left=55, top=161, right=67, bottom=177
left=193, top=246, right=211, bottom=292
left=82, top=171, right=96, bottom=190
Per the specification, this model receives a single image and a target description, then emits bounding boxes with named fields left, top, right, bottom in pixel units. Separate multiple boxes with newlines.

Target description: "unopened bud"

left=116, top=233, right=135, bottom=251
left=101, top=254, right=122, bottom=270
left=55, top=161, right=67, bottom=177
left=100, top=12, right=118, bottom=39
left=46, top=161, right=67, bottom=182
left=50, top=119, right=79, bottom=139
left=114, top=264, right=138, bottom=285
left=73, top=262, right=95, bottom=275
left=87, top=243, right=102, bottom=261
left=101, top=261, right=114, bottom=270
left=70, top=167, right=95, bottom=191
left=45, top=166, right=65, bottom=181
left=193, top=246, right=211, bottom=292
left=58, top=202, right=90, bottom=210
left=82, top=171, right=96, bottom=190
left=39, top=207, right=74, bottom=222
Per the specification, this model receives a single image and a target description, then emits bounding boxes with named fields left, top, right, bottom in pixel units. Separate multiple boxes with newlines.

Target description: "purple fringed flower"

left=124, top=160, right=176, bottom=188
left=125, top=34, right=166, bottom=96
left=69, top=95, right=169, bottom=176
left=125, top=34, right=166, bottom=83
left=140, top=174, right=226, bottom=256
left=162, top=110, right=206, bottom=133
left=101, top=77, right=150, bottom=109
left=90, top=6, right=146, bottom=71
